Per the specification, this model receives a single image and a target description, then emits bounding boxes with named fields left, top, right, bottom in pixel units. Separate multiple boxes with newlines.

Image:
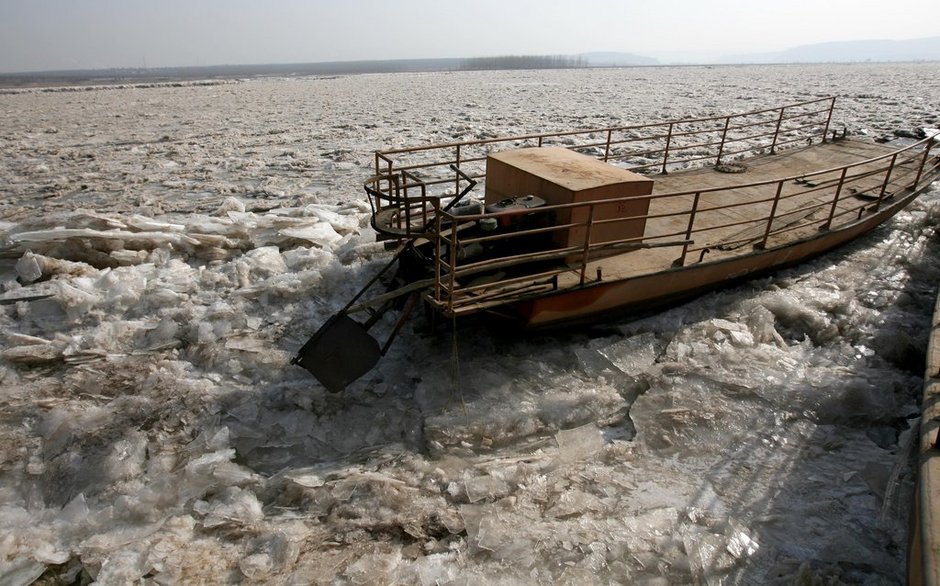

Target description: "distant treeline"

left=460, top=55, right=587, bottom=70
left=0, top=54, right=594, bottom=88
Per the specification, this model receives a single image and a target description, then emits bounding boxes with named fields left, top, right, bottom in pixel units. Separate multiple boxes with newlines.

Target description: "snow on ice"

left=1, top=63, right=940, bottom=583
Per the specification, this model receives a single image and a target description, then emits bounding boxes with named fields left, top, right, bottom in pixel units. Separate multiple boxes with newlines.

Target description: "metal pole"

left=579, top=205, right=596, bottom=286
left=454, top=144, right=461, bottom=197
left=448, top=221, right=458, bottom=314
left=402, top=172, right=412, bottom=236
left=874, top=153, right=898, bottom=212
left=821, top=97, right=836, bottom=143
left=661, top=122, right=674, bottom=174
left=716, top=116, right=731, bottom=165
left=770, top=107, right=785, bottom=154
left=604, top=129, right=612, bottom=162
left=759, top=181, right=785, bottom=249
left=434, top=201, right=442, bottom=302
left=674, top=191, right=701, bottom=266
left=822, top=167, right=848, bottom=230
left=914, top=139, right=934, bottom=188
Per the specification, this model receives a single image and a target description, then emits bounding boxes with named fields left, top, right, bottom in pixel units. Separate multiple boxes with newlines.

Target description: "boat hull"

left=514, top=186, right=925, bottom=329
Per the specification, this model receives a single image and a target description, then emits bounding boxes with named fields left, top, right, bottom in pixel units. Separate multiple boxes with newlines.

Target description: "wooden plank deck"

left=571, top=139, right=907, bottom=284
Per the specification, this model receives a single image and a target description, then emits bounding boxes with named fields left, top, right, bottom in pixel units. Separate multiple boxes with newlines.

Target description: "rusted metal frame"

left=374, top=97, right=836, bottom=167
left=820, top=196, right=881, bottom=228
left=579, top=205, right=597, bottom=286
left=376, top=153, right=395, bottom=200
left=913, top=139, right=935, bottom=188
left=770, top=107, right=786, bottom=154
left=822, top=97, right=836, bottom=142
left=433, top=200, right=443, bottom=302
left=375, top=98, right=835, bottom=171
left=755, top=213, right=837, bottom=245
left=380, top=291, right=421, bottom=355
left=447, top=220, right=459, bottom=313
left=723, top=127, right=785, bottom=145
left=758, top=180, right=786, bottom=249
left=772, top=134, right=820, bottom=150
left=768, top=197, right=833, bottom=223
left=450, top=246, right=586, bottom=279
left=774, top=119, right=832, bottom=141
left=399, top=170, right=430, bottom=236
left=454, top=144, right=462, bottom=197
left=715, top=116, right=732, bottom=165
left=779, top=106, right=833, bottom=124
left=872, top=153, right=899, bottom=212
left=730, top=116, right=780, bottom=131
left=454, top=267, right=572, bottom=298
left=604, top=130, right=613, bottom=162
left=917, top=157, right=940, bottom=186
left=675, top=191, right=702, bottom=266
left=661, top=122, right=674, bottom=174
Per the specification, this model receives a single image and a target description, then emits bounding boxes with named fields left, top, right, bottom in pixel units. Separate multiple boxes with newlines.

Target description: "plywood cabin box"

left=484, top=146, right=654, bottom=250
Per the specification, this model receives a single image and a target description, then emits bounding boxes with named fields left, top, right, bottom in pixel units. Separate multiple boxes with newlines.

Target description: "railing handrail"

left=367, top=133, right=934, bottom=218
left=426, top=134, right=937, bottom=310
left=376, top=96, right=834, bottom=158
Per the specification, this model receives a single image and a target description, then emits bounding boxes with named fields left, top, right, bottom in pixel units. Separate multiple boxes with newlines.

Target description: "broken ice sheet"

left=555, top=424, right=605, bottom=463
left=463, top=474, right=511, bottom=503
left=597, top=331, right=661, bottom=373
left=193, top=487, right=264, bottom=528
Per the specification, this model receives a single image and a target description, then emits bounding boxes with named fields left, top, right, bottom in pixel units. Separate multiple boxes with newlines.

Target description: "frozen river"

left=1, top=63, right=940, bottom=584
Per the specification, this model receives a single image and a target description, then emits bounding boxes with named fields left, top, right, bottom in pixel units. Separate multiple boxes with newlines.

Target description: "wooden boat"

left=292, top=97, right=940, bottom=390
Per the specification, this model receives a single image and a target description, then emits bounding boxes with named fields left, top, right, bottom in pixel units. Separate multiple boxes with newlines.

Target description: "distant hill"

left=579, top=52, right=659, bottom=67
left=722, top=35, right=940, bottom=64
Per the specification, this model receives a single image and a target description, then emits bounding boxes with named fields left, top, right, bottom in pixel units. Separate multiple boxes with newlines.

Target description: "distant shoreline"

left=1, top=58, right=938, bottom=90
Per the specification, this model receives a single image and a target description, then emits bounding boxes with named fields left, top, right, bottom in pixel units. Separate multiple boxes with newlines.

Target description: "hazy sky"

left=1, top=0, right=938, bottom=73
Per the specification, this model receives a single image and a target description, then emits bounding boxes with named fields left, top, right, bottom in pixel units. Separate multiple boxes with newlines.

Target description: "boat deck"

left=565, top=139, right=914, bottom=286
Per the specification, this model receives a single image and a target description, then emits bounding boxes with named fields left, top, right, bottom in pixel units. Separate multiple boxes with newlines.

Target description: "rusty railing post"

left=822, top=167, right=848, bottom=230
left=873, top=153, right=899, bottom=212
left=758, top=181, right=785, bottom=249
left=661, top=122, right=674, bottom=174
left=579, top=204, right=596, bottom=286
left=604, top=129, right=612, bottom=162
left=821, top=97, right=836, bottom=143
left=770, top=107, right=785, bottom=154
left=914, top=138, right=935, bottom=188
left=454, top=144, right=462, bottom=197
left=401, top=172, right=411, bottom=236
left=716, top=116, right=731, bottom=165
left=674, top=191, right=701, bottom=266
left=434, top=200, right=443, bottom=302
left=448, top=220, right=459, bottom=313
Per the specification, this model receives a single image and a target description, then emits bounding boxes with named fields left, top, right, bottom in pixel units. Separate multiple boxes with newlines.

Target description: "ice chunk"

left=239, top=553, right=273, bottom=579
left=555, top=424, right=605, bottom=462
left=546, top=488, right=607, bottom=518
left=415, top=552, right=458, bottom=586
left=94, top=549, right=150, bottom=585
left=279, top=223, right=342, bottom=246
left=464, top=474, right=510, bottom=503
left=343, top=550, right=402, bottom=585
left=306, top=206, right=361, bottom=235
left=726, top=530, right=759, bottom=559
left=216, top=197, right=246, bottom=214
left=243, top=246, right=288, bottom=277
left=195, top=487, right=264, bottom=528
left=0, top=558, right=47, bottom=586
left=597, top=332, right=660, bottom=373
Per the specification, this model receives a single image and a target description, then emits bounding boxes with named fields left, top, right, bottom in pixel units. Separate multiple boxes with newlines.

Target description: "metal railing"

left=425, top=135, right=938, bottom=315
left=370, top=97, right=838, bottom=218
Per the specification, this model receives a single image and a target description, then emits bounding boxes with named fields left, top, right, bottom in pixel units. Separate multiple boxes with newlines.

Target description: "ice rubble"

left=1, top=65, right=940, bottom=583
